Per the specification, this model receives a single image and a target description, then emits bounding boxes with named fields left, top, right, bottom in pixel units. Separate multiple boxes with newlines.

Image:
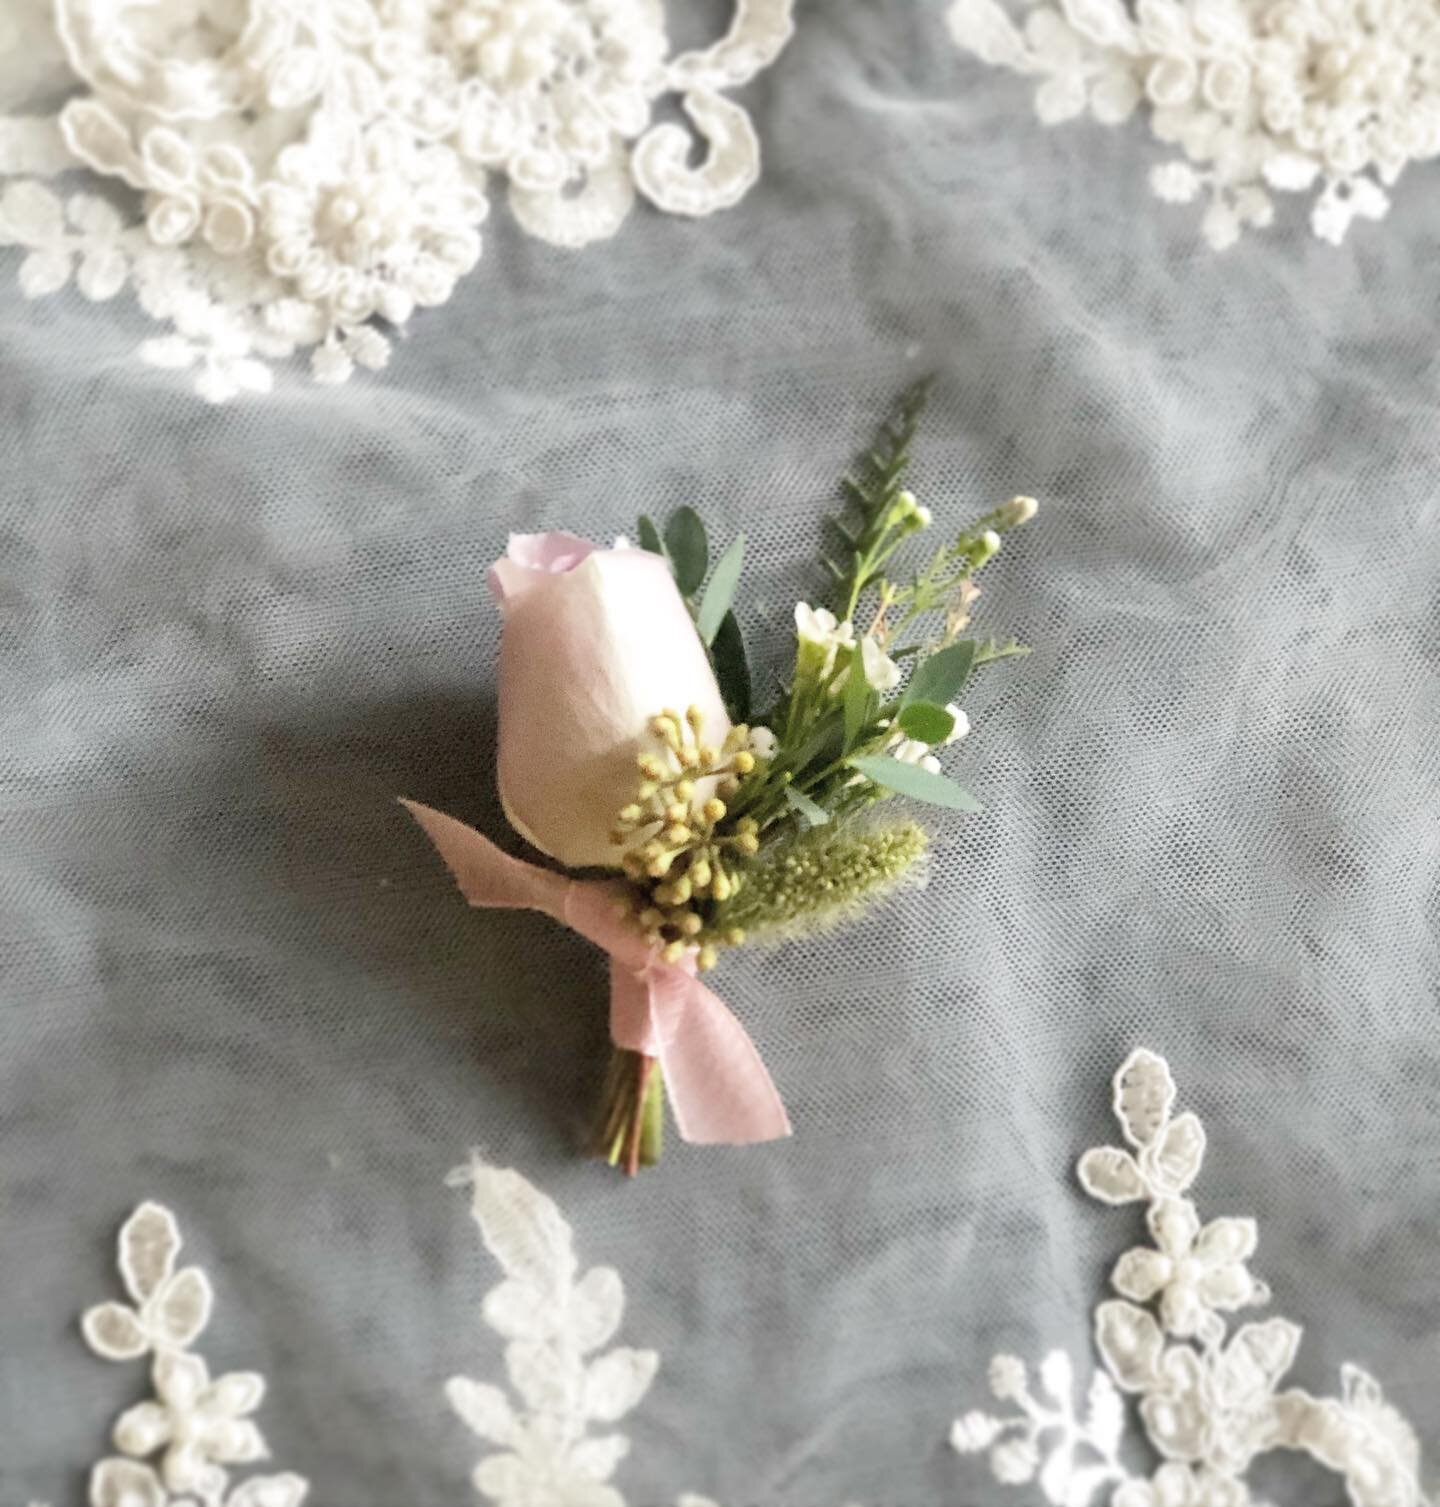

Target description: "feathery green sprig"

left=713, top=820, right=928, bottom=943
left=825, top=377, right=935, bottom=622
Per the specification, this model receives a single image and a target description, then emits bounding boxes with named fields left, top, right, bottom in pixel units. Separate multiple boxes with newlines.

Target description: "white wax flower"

left=859, top=636, right=902, bottom=692
left=893, top=737, right=942, bottom=775
left=748, top=726, right=778, bottom=759
left=794, top=601, right=856, bottom=682
left=794, top=602, right=855, bottom=651
left=944, top=705, right=970, bottom=744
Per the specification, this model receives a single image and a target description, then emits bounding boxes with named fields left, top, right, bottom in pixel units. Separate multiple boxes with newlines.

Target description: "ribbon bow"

left=401, top=800, right=791, bottom=1146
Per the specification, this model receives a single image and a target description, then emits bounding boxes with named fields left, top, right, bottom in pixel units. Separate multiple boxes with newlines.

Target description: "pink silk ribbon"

left=400, top=800, right=791, bottom=1146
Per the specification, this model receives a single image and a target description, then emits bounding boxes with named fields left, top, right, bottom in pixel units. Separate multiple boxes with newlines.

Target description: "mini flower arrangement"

left=404, top=381, right=1037, bottom=1172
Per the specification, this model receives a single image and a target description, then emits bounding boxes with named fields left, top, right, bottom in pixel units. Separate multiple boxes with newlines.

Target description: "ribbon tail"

left=403, top=798, right=789, bottom=1145
left=634, top=963, right=791, bottom=1146
left=398, top=799, right=572, bottom=919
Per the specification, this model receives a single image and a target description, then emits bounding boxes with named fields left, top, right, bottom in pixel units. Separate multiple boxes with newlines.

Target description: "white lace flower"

left=1291, top=1367, right=1427, bottom=1507
left=957, top=1052, right=1428, bottom=1507
left=947, top=0, right=1440, bottom=248
left=90, top=1457, right=306, bottom=1507
left=258, top=123, right=485, bottom=327
left=0, top=0, right=794, bottom=397
left=114, top=1351, right=268, bottom=1495
left=1111, top=1198, right=1262, bottom=1340
left=1140, top=1320, right=1303, bottom=1473
left=445, top=0, right=667, bottom=192
left=1111, top=1462, right=1252, bottom=1507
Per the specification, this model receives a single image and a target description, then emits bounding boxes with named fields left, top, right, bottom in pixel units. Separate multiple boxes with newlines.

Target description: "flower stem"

left=593, top=1048, right=665, bottom=1175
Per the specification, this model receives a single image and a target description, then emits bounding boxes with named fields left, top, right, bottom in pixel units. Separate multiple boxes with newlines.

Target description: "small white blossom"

left=944, top=705, right=970, bottom=743
left=893, top=737, right=942, bottom=775
left=793, top=602, right=855, bottom=650
left=859, top=637, right=902, bottom=691
left=748, top=726, right=778, bottom=760
left=835, top=636, right=903, bottom=695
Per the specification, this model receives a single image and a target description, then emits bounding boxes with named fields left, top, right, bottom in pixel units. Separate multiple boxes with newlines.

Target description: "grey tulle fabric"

left=3, top=3, right=1438, bottom=1502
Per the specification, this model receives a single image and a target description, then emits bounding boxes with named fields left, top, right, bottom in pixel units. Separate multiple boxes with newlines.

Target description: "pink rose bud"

left=488, top=533, right=731, bottom=869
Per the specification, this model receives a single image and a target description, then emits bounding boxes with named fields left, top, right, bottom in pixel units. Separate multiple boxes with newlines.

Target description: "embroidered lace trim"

left=945, top=0, right=1440, bottom=249
left=952, top=1049, right=1431, bottom=1507
left=79, top=1201, right=308, bottom=1507
left=0, top=0, right=794, bottom=399
left=37, top=1049, right=1430, bottom=1505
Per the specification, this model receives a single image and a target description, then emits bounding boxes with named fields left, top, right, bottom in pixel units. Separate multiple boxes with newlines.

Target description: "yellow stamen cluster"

left=610, top=706, right=760, bottom=970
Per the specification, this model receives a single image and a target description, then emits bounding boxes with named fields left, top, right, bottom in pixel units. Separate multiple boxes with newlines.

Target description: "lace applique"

left=0, top=0, right=794, bottom=399
left=443, top=1153, right=660, bottom=1506
left=945, top=0, right=1440, bottom=249
left=79, top=1201, right=308, bottom=1507
left=39, top=1054, right=1429, bottom=1504
left=952, top=1049, right=1431, bottom=1507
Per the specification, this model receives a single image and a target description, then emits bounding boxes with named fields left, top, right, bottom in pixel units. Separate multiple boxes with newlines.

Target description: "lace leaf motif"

left=952, top=1048, right=1431, bottom=1507
left=54, top=1048, right=1431, bottom=1507
left=444, top=1154, right=659, bottom=1507
left=0, top=0, right=795, bottom=400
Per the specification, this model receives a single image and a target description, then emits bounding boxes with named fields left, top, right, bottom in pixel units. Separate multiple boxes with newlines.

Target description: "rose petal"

left=488, top=532, right=600, bottom=606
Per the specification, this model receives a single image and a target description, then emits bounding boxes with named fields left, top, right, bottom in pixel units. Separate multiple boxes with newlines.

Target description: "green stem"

left=640, top=1065, right=664, bottom=1165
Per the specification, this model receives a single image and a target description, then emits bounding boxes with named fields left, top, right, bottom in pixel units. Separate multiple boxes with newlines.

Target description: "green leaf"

left=843, top=651, right=879, bottom=752
left=847, top=755, right=982, bottom=812
left=903, top=640, right=975, bottom=709
left=711, top=609, right=751, bottom=723
left=696, top=534, right=745, bottom=646
left=788, top=706, right=845, bottom=777
left=665, top=507, right=708, bottom=596
left=784, top=786, right=831, bottom=827
left=896, top=700, right=956, bottom=745
left=637, top=515, right=664, bottom=556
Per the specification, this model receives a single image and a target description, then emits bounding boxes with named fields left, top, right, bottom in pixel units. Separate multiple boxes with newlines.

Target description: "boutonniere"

left=404, top=381, right=1037, bottom=1172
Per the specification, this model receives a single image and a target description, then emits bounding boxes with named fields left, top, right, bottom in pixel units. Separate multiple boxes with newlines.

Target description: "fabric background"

left=3, top=1, right=1438, bottom=1501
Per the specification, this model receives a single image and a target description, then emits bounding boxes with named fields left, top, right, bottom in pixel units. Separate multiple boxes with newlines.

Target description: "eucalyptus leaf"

left=783, top=786, right=831, bottom=827
left=697, top=534, right=745, bottom=646
left=896, top=700, right=956, bottom=745
left=903, top=640, right=975, bottom=708
left=847, top=755, right=982, bottom=812
left=711, top=609, right=751, bottom=723
left=665, top=507, right=708, bottom=596
left=844, top=654, right=879, bottom=752
left=636, top=515, right=664, bottom=556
